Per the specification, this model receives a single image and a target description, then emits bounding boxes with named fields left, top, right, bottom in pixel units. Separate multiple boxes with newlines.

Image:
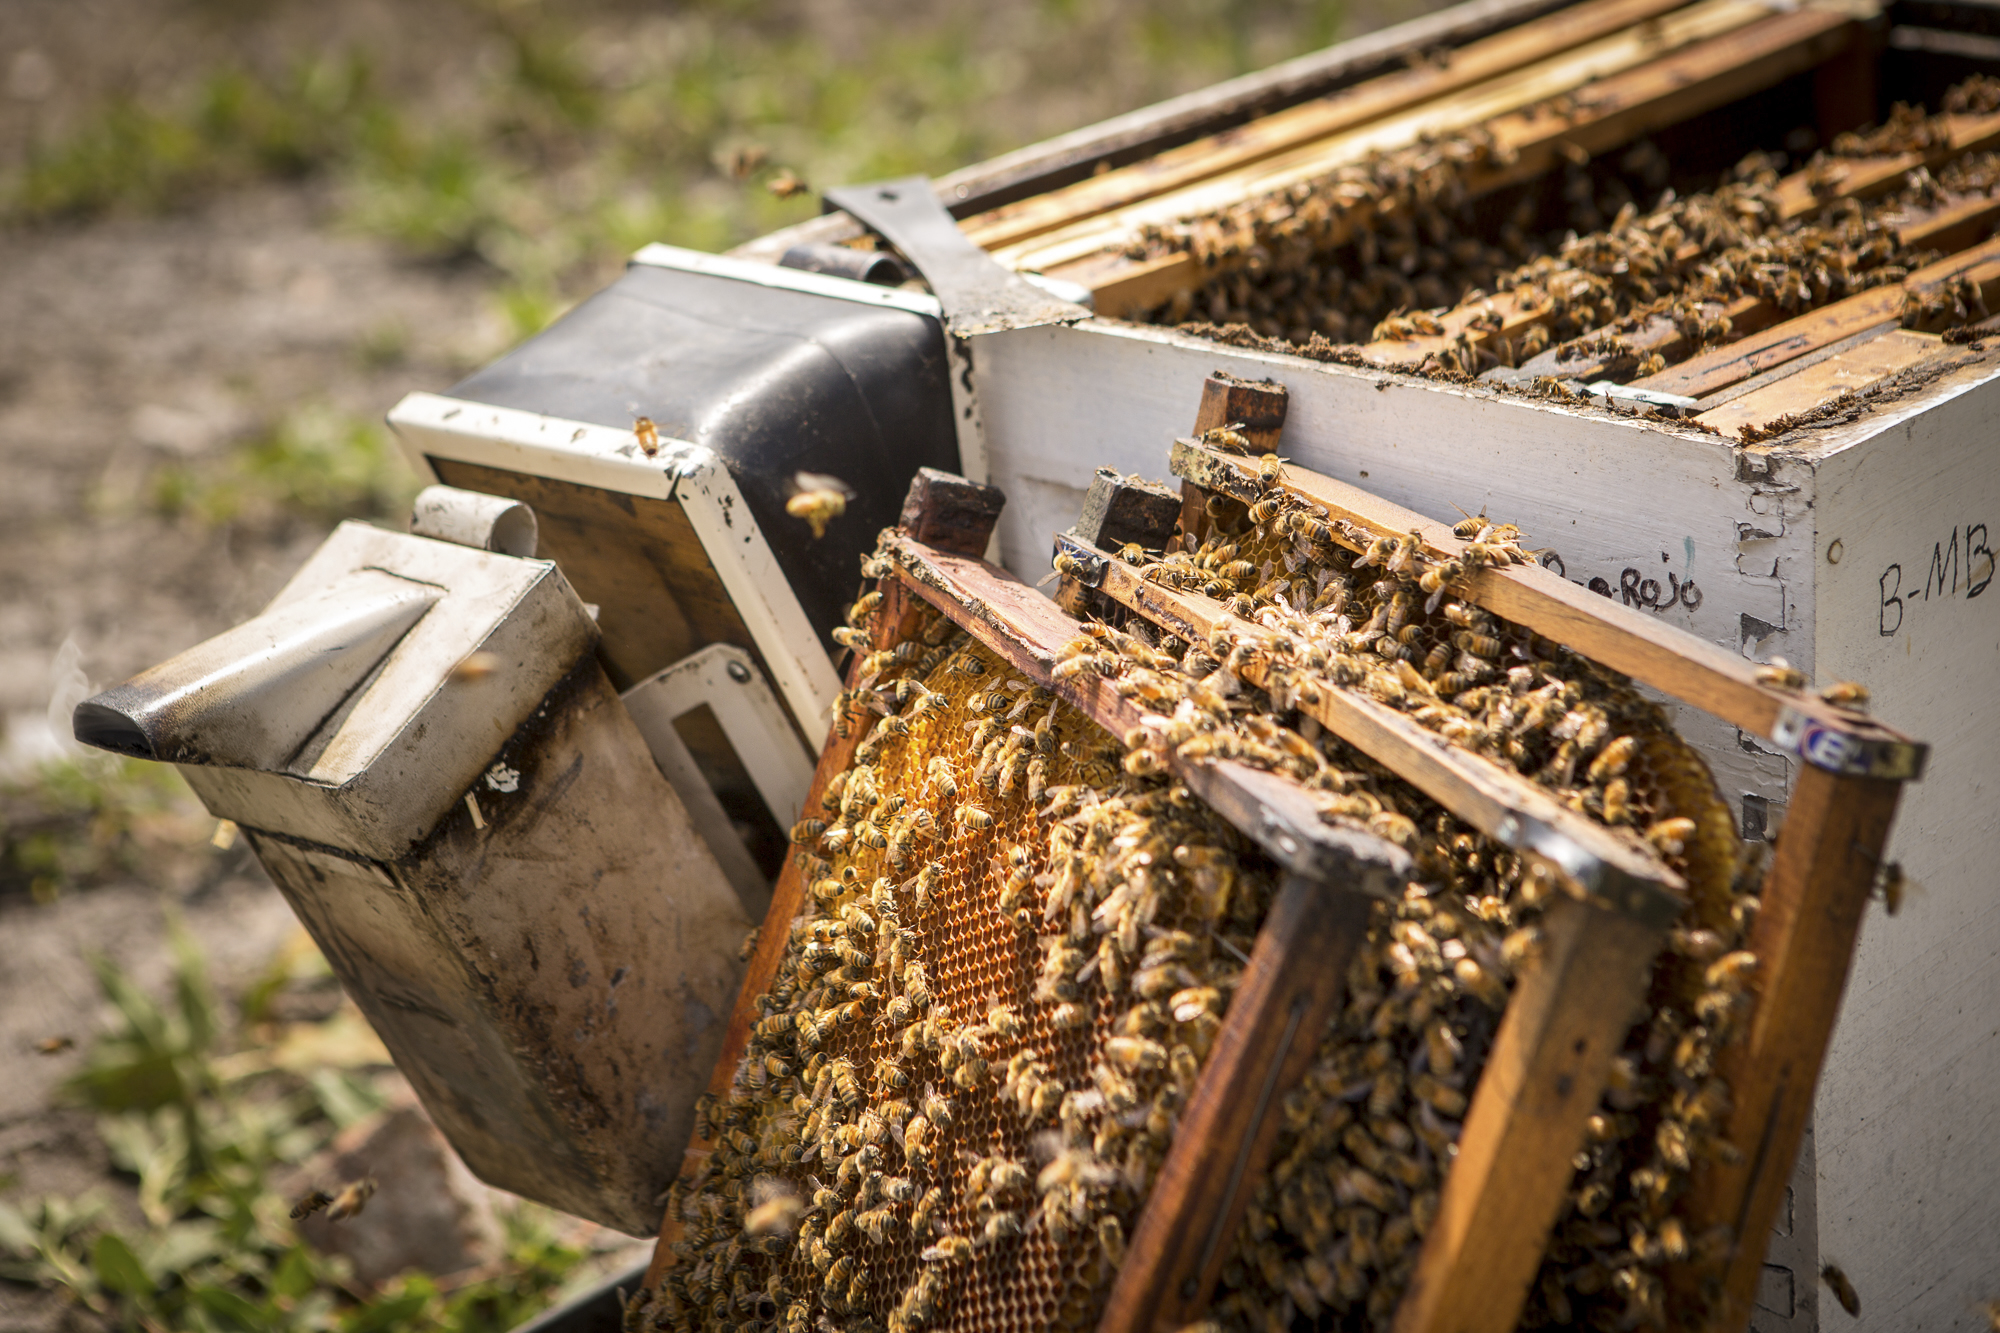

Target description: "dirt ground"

left=0, top=181, right=509, bottom=1329
left=0, top=0, right=1437, bottom=1326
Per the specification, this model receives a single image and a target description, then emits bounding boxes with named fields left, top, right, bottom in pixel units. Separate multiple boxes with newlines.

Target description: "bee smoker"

left=72, top=492, right=755, bottom=1234
left=386, top=244, right=966, bottom=881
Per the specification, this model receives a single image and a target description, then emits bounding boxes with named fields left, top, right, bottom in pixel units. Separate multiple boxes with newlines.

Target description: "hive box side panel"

left=974, top=320, right=1812, bottom=821
left=1808, top=375, right=2000, bottom=1333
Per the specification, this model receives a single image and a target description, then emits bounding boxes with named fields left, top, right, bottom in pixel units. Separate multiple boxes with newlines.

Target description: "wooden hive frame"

left=643, top=372, right=1926, bottom=1333
left=967, top=0, right=1876, bottom=315
left=965, top=0, right=2000, bottom=443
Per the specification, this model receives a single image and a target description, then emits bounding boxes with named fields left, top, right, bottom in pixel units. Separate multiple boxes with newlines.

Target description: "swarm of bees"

left=1077, top=459, right=1758, bottom=1332
left=634, top=458, right=1778, bottom=1332
left=1128, top=76, right=2000, bottom=389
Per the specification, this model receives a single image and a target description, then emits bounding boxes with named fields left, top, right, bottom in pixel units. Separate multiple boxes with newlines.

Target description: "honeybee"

left=922, top=1235, right=973, bottom=1265
left=847, top=591, right=884, bottom=627
left=1454, top=630, right=1502, bottom=659
left=1820, top=680, right=1870, bottom=711
left=767, top=169, right=810, bottom=199
left=981, top=1211, right=1023, bottom=1245
left=928, top=756, right=960, bottom=800
left=1705, top=950, right=1759, bottom=991
left=1645, top=817, right=1697, bottom=856
left=857, top=1207, right=901, bottom=1244
left=33, top=1035, right=73, bottom=1055
left=912, top=1186, right=945, bottom=1237
left=290, top=1189, right=334, bottom=1220
left=910, top=861, right=944, bottom=913
left=448, top=651, right=501, bottom=683
left=786, top=473, right=856, bottom=539
left=1104, top=1035, right=1168, bottom=1072
left=327, top=1177, right=377, bottom=1221
left=829, top=1058, right=863, bottom=1109
left=1755, top=657, right=1807, bottom=691
left=920, top=1087, right=956, bottom=1134
left=633, top=416, right=660, bottom=459
left=790, top=817, right=827, bottom=845
left=1874, top=860, right=1908, bottom=915
left=987, top=1000, right=1025, bottom=1039
left=956, top=804, right=995, bottom=831
left=1097, top=1215, right=1127, bottom=1266
left=1822, top=1263, right=1861, bottom=1317
left=746, top=1181, right=805, bottom=1236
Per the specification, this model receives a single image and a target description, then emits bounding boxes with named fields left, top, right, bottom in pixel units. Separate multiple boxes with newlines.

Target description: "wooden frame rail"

left=644, top=463, right=1417, bottom=1333
left=1630, top=232, right=2000, bottom=397
left=885, top=526, right=1412, bottom=1333
left=961, top=0, right=1697, bottom=255
left=1052, top=380, right=1684, bottom=1333
left=1054, top=529, right=1683, bottom=914
left=1172, top=439, right=1926, bottom=781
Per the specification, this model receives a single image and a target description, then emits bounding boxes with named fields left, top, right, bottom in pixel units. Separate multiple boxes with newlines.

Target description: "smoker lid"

left=445, top=261, right=961, bottom=643
left=76, top=522, right=600, bottom=860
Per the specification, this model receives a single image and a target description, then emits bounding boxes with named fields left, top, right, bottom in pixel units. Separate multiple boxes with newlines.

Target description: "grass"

left=0, top=920, right=603, bottom=1332
left=148, top=402, right=422, bottom=531
left=4, top=0, right=1352, bottom=332
left=0, top=753, right=215, bottom=903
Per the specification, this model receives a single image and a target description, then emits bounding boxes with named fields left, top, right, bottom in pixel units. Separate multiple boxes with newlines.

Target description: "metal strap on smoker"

left=824, top=176, right=1092, bottom=337
left=1170, top=439, right=1930, bottom=782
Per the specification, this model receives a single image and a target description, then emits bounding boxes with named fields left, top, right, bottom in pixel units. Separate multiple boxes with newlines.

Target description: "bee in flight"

left=768, top=169, right=811, bottom=199
left=786, top=472, right=858, bottom=539
left=290, top=1190, right=334, bottom=1221
left=327, top=1177, right=378, bottom=1222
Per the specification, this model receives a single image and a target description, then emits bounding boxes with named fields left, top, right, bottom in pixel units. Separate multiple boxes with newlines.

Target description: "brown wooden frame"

left=1116, top=374, right=1923, bottom=1333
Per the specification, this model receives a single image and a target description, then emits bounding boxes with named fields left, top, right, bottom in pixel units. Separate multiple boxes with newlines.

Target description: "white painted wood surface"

left=1808, top=373, right=2000, bottom=1333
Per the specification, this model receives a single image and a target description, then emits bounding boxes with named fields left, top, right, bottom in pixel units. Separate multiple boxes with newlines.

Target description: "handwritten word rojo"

left=1538, top=553, right=1703, bottom=613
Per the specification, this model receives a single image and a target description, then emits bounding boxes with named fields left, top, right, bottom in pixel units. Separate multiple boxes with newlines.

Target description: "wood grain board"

left=1355, top=114, right=2000, bottom=372
left=961, top=0, right=1699, bottom=255
left=1391, top=893, right=1669, bottom=1333
left=1502, top=156, right=2000, bottom=384
left=1633, top=233, right=2000, bottom=398
left=1097, top=878, right=1377, bottom=1333
left=883, top=528, right=1422, bottom=1333
left=1694, top=329, right=1945, bottom=438
left=994, top=0, right=1778, bottom=276
left=1671, top=768, right=1904, bottom=1333
left=1030, top=6, right=1856, bottom=316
